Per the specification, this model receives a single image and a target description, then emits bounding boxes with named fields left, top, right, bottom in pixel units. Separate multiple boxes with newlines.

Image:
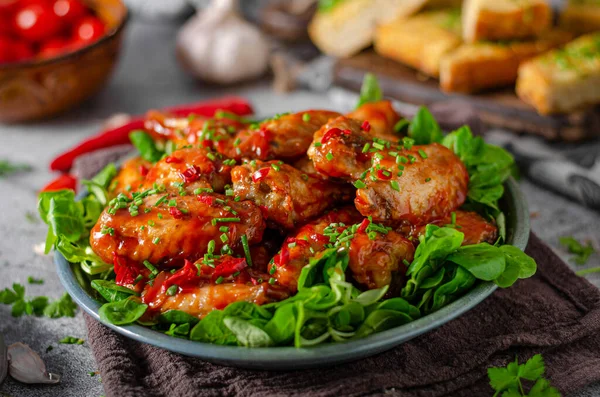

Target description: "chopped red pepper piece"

left=113, top=253, right=142, bottom=286
left=181, top=166, right=200, bottom=183
left=357, top=218, right=370, bottom=233
left=164, top=259, right=198, bottom=289
left=50, top=96, right=254, bottom=172
left=169, top=207, right=184, bottom=219
left=213, top=257, right=247, bottom=279
left=197, top=194, right=215, bottom=206
left=165, top=156, right=182, bottom=164
left=376, top=169, right=392, bottom=180
left=361, top=120, right=371, bottom=132
left=139, top=165, right=149, bottom=176
left=321, top=128, right=351, bottom=144
left=40, top=174, right=77, bottom=193
left=251, top=167, right=270, bottom=183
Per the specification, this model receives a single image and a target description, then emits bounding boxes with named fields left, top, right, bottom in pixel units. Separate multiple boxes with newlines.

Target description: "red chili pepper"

left=376, top=169, right=392, bottom=180
left=139, top=165, right=149, bottom=176
left=251, top=168, right=270, bottom=183
left=197, top=194, right=215, bottom=206
left=40, top=174, right=77, bottom=192
left=357, top=218, right=370, bottom=233
left=213, top=257, right=247, bottom=279
left=49, top=96, right=254, bottom=172
left=113, top=253, right=142, bottom=286
left=181, top=166, right=200, bottom=183
left=164, top=259, right=198, bottom=289
left=274, top=244, right=289, bottom=267
left=321, top=128, right=351, bottom=144
left=169, top=206, right=184, bottom=219
left=259, top=205, right=269, bottom=219
left=361, top=120, right=371, bottom=132
left=165, top=156, right=182, bottom=164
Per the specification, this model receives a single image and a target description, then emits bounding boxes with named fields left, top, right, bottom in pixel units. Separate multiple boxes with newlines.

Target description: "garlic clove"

left=0, top=334, right=7, bottom=385
left=7, top=343, right=61, bottom=384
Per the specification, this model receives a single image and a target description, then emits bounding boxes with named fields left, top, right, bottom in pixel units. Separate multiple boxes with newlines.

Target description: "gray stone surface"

left=0, top=19, right=599, bottom=397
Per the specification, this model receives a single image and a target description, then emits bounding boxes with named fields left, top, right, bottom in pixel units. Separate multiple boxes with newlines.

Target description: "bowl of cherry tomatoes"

left=0, top=0, right=128, bottom=122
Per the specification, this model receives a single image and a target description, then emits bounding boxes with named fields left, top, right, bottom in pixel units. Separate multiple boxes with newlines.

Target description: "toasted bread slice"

left=440, top=30, right=573, bottom=93
left=308, top=0, right=427, bottom=58
left=462, top=0, right=552, bottom=43
left=517, top=32, right=600, bottom=114
left=374, top=8, right=462, bottom=77
left=560, top=1, right=600, bottom=35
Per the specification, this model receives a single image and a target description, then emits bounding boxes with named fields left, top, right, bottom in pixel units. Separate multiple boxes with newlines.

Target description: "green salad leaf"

left=129, top=130, right=164, bottom=163
left=91, top=280, right=139, bottom=303
left=356, top=73, right=383, bottom=108
left=408, top=107, right=444, bottom=145
left=99, top=297, right=147, bottom=325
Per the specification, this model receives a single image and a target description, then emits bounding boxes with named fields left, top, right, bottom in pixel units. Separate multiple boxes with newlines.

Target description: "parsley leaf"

left=488, top=354, right=560, bottom=397
left=559, top=236, right=595, bottom=265
left=44, top=292, right=77, bottom=318
left=28, top=276, right=44, bottom=285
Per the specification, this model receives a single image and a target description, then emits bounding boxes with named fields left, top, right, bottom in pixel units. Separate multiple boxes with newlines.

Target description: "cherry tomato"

left=0, top=36, right=15, bottom=63
left=12, top=39, right=34, bottom=61
left=72, top=16, right=104, bottom=43
left=38, top=37, right=70, bottom=58
left=13, top=2, right=63, bottom=42
left=52, top=0, right=86, bottom=24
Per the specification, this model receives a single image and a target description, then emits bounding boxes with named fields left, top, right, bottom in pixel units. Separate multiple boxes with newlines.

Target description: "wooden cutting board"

left=334, top=51, right=600, bottom=141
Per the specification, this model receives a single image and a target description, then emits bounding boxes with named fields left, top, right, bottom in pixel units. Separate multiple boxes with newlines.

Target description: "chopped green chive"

left=166, top=285, right=178, bottom=296
left=143, top=260, right=158, bottom=276
left=313, top=142, right=322, bottom=147
left=362, top=143, right=371, bottom=153
left=326, top=153, right=334, bottom=161
left=418, top=149, right=428, bottom=159
left=268, top=277, right=276, bottom=285
left=302, top=113, right=311, bottom=122
left=451, top=212, right=457, bottom=225
left=269, top=265, right=276, bottom=275
left=241, top=235, right=253, bottom=267
left=219, top=226, right=229, bottom=233
left=353, top=180, right=366, bottom=189
left=152, top=237, right=160, bottom=245
left=390, top=180, right=400, bottom=192
left=168, top=199, right=177, bottom=207
left=271, top=163, right=281, bottom=172
left=425, top=177, right=431, bottom=182
left=215, top=276, right=224, bottom=284
left=220, top=233, right=229, bottom=243
left=211, top=217, right=241, bottom=226
left=372, top=142, right=384, bottom=150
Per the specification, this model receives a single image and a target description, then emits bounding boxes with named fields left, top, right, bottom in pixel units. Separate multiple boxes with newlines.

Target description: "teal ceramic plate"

left=55, top=177, right=529, bottom=370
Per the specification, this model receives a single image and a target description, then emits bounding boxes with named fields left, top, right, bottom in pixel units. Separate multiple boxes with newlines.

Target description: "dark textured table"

left=0, top=19, right=598, bottom=397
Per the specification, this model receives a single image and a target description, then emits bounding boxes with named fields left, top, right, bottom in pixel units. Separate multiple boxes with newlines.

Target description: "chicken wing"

left=355, top=143, right=468, bottom=225
left=90, top=192, right=265, bottom=265
left=346, top=100, right=402, bottom=140
left=141, top=257, right=288, bottom=318
left=272, top=207, right=363, bottom=292
left=109, top=157, right=152, bottom=198
left=143, top=147, right=234, bottom=194
left=231, top=160, right=354, bottom=230
left=307, top=116, right=374, bottom=180
left=407, top=210, right=498, bottom=245
left=228, top=110, right=340, bottom=161
left=348, top=227, right=415, bottom=295
left=144, top=110, right=247, bottom=151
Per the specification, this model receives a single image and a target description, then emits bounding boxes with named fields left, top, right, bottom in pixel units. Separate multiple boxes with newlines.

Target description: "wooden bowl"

left=0, top=0, right=128, bottom=123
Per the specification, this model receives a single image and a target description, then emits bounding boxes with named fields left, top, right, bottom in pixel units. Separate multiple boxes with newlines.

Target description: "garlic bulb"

left=7, top=343, right=60, bottom=384
left=0, top=334, right=7, bottom=385
left=176, top=0, right=270, bottom=84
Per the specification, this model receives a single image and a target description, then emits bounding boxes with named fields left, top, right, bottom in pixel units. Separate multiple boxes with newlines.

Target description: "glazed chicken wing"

left=143, top=147, right=234, bottom=194
left=407, top=210, right=498, bottom=245
left=144, top=110, right=247, bottom=151
left=90, top=192, right=265, bottom=265
left=348, top=226, right=415, bottom=295
left=307, top=116, right=374, bottom=180
left=272, top=207, right=363, bottom=292
left=231, top=160, right=354, bottom=230
left=346, top=100, right=402, bottom=140
left=109, top=157, right=152, bottom=198
left=141, top=257, right=288, bottom=318
left=355, top=143, right=468, bottom=225
left=228, top=110, right=340, bottom=161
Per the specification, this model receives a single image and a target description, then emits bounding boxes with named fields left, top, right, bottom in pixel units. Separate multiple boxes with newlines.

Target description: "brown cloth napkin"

left=85, top=233, right=600, bottom=397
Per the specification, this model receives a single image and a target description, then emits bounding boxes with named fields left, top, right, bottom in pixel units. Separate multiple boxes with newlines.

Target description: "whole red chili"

left=50, top=96, right=254, bottom=172
left=40, top=174, right=77, bottom=192
left=251, top=168, right=270, bottom=183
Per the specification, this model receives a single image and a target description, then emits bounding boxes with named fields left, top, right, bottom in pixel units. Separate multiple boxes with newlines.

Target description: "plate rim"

left=55, top=177, right=529, bottom=370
